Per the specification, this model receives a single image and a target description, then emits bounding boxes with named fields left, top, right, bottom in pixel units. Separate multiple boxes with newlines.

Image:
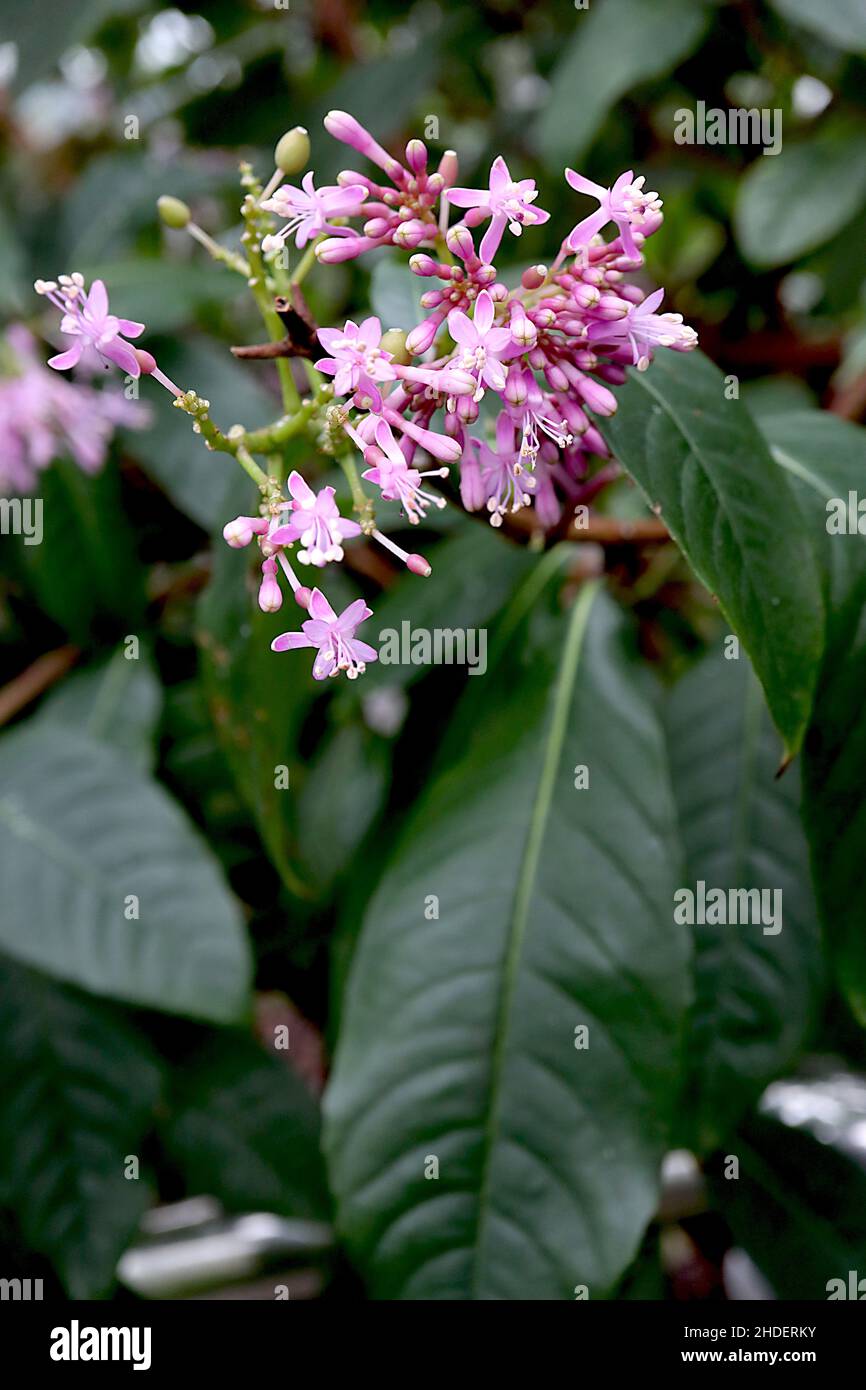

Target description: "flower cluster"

left=36, top=112, right=697, bottom=682
left=0, top=323, right=146, bottom=494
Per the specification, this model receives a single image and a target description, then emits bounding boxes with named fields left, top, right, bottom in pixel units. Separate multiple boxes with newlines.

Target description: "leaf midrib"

left=469, top=581, right=598, bottom=1296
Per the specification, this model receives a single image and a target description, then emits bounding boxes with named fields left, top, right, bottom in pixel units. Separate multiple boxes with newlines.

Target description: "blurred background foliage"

left=0, top=0, right=865, bottom=1300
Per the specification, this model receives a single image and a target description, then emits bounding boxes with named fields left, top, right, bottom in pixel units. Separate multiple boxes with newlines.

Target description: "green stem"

left=236, top=443, right=271, bottom=491
left=187, top=222, right=250, bottom=276
left=339, top=453, right=375, bottom=532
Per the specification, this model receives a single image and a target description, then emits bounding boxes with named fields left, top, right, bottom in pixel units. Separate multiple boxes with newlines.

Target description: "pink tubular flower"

left=446, top=289, right=515, bottom=399
left=268, top=470, right=361, bottom=566
left=361, top=419, right=448, bottom=525
left=35, top=275, right=145, bottom=377
left=565, top=169, right=662, bottom=259
left=271, top=588, right=378, bottom=681
left=260, top=171, right=368, bottom=253
left=471, top=413, right=536, bottom=526
left=448, top=155, right=550, bottom=263
left=587, top=288, right=698, bottom=370
left=315, top=317, right=397, bottom=396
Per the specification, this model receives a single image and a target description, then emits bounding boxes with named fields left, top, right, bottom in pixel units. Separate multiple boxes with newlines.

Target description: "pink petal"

left=288, top=470, right=315, bottom=504
left=307, top=587, right=337, bottom=623
left=101, top=340, right=140, bottom=376
left=47, top=342, right=84, bottom=371
left=479, top=215, right=506, bottom=265
left=337, top=598, right=373, bottom=632
left=86, top=279, right=108, bottom=318
left=641, top=288, right=665, bottom=315
left=474, top=290, right=494, bottom=336
left=117, top=318, right=145, bottom=338
left=488, top=155, right=511, bottom=194
left=446, top=186, right=487, bottom=209
left=271, top=631, right=312, bottom=652
left=565, top=169, right=607, bottom=200
left=447, top=308, right=477, bottom=348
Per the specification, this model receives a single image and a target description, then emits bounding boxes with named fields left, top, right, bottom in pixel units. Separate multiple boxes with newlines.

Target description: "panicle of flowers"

left=34, top=113, right=698, bottom=685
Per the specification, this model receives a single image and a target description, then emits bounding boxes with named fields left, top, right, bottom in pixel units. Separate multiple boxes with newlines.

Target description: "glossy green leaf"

left=534, top=0, right=711, bottom=169
left=0, top=724, right=252, bottom=1023
left=762, top=410, right=866, bottom=1022
left=735, top=128, right=866, bottom=267
left=0, top=958, right=161, bottom=1298
left=603, top=349, right=823, bottom=757
left=325, top=573, right=690, bottom=1299
left=666, top=645, right=824, bottom=1151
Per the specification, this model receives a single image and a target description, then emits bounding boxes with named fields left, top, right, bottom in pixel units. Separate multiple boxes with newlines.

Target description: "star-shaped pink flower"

left=565, top=169, right=662, bottom=260
left=268, top=470, right=361, bottom=566
left=446, top=290, right=515, bottom=399
left=261, top=171, right=368, bottom=252
left=448, top=156, right=549, bottom=263
left=271, top=588, right=378, bottom=681
left=38, top=276, right=145, bottom=377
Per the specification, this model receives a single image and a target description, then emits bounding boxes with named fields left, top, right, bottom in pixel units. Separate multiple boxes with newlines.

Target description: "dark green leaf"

left=0, top=724, right=252, bottom=1023
left=0, top=958, right=161, bottom=1298
left=603, top=349, right=823, bottom=757
left=762, top=410, right=866, bottom=1022
left=162, top=1032, right=329, bottom=1222
left=666, top=645, right=824, bottom=1151
left=324, top=572, right=689, bottom=1298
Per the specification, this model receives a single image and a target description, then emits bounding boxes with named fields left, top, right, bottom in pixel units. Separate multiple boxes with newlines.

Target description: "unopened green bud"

left=274, top=126, right=310, bottom=176
left=157, top=195, right=191, bottom=229
left=380, top=328, right=411, bottom=365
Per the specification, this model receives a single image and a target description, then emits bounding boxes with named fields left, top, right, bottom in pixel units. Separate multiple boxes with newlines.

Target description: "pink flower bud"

left=405, top=139, right=428, bottom=175
left=316, top=235, right=369, bottom=263
left=457, top=394, right=478, bottom=423
left=294, top=586, right=312, bottom=609
left=364, top=217, right=391, bottom=238
left=438, top=150, right=459, bottom=188
left=409, top=254, right=439, bottom=277
left=544, top=363, right=570, bottom=392
left=393, top=218, right=430, bottom=249
left=405, top=316, right=440, bottom=355
left=223, top=515, right=261, bottom=548
left=573, top=283, right=600, bottom=310
left=596, top=295, right=631, bottom=321
left=324, top=110, right=406, bottom=183
left=407, top=552, right=431, bottom=577
left=505, top=364, right=528, bottom=405
left=575, top=375, right=617, bottom=416
left=521, top=264, right=547, bottom=290
left=258, top=559, right=283, bottom=613
left=134, top=348, right=157, bottom=374
left=446, top=224, right=475, bottom=262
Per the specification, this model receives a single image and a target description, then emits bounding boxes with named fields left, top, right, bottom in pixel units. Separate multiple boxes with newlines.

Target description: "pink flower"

left=315, top=317, right=397, bottom=397
left=0, top=324, right=146, bottom=493
left=268, top=470, right=361, bottom=566
left=261, top=171, right=368, bottom=252
left=361, top=419, right=448, bottom=525
left=271, top=588, right=378, bottom=681
left=565, top=169, right=662, bottom=260
left=446, top=289, right=515, bottom=399
left=465, top=413, right=535, bottom=526
left=36, top=275, right=145, bottom=377
left=587, top=287, right=697, bottom=370
left=448, top=156, right=550, bottom=263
